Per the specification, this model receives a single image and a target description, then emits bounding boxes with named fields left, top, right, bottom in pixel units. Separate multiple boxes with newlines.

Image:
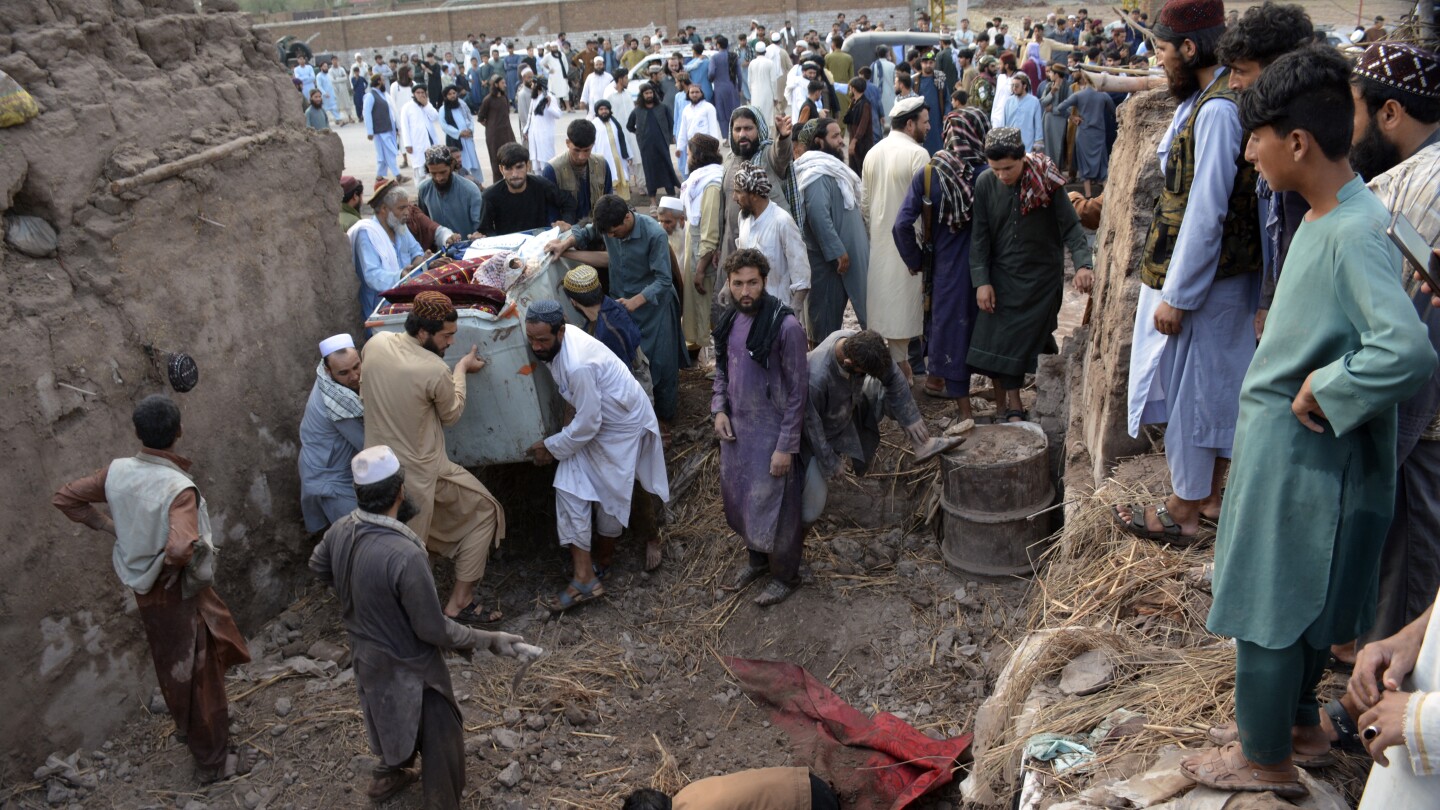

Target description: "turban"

left=986, top=127, right=1024, bottom=151
left=525, top=299, right=566, bottom=327
left=1354, top=43, right=1440, bottom=100
left=412, top=290, right=456, bottom=320
left=593, top=99, right=612, bottom=112
left=425, top=145, right=453, bottom=165
left=563, top=265, right=602, bottom=294
left=734, top=162, right=772, bottom=196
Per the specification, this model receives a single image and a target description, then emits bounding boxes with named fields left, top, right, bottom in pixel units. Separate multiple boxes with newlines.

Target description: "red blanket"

left=725, top=657, right=971, bottom=810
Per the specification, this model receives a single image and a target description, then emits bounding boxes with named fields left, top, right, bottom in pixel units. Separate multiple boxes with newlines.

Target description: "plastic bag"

left=0, top=70, right=39, bottom=128
left=4, top=214, right=58, bottom=257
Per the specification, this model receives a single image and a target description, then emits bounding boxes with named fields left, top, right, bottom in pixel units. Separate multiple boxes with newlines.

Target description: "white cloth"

left=861, top=130, right=929, bottom=339
left=347, top=218, right=403, bottom=297
left=1357, top=592, right=1440, bottom=807
left=785, top=65, right=807, bottom=117
left=581, top=72, right=611, bottom=109
left=736, top=201, right=810, bottom=303
left=677, top=99, right=722, bottom=149
left=747, top=53, right=779, bottom=115
left=399, top=99, right=441, bottom=155
left=682, top=164, right=725, bottom=226
left=591, top=116, right=632, bottom=189
left=991, top=74, right=1015, bottom=129
left=541, top=52, right=567, bottom=94
left=388, top=82, right=412, bottom=147
left=542, top=327, right=669, bottom=536
left=605, top=87, right=639, bottom=160
left=794, top=150, right=861, bottom=210
left=329, top=66, right=354, bottom=115
left=528, top=94, right=562, bottom=164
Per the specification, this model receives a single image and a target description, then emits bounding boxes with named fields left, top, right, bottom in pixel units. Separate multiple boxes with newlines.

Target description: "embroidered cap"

left=563, top=265, right=602, bottom=294
left=412, top=290, right=455, bottom=320
left=1354, top=43, right=1440, bottom=100
left=1154, top=0, right=1226, bottom=38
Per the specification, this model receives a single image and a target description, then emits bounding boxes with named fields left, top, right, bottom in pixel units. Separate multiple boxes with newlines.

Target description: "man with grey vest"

left=542, top=118, right=613, bottom=222
left=53, top=395, right=254, bottom=783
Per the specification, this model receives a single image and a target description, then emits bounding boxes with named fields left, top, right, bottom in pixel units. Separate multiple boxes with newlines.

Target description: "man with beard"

left=360, top=291, right=505, bottom=626
left=1115, top=0, right=1263, bottom=548
left=305, top=89, right=329, bottom=130
left=862, top=97, right=931, bottom=382
left=311, top=445, right=527, bottom=807
left=436, top=85, right=482, bottom=181
left=733, top=163, right=809, bottom=311
left=581, top=56, right=609, bottom=111
left=417, top=146, right=483, bottom=239
left=478, top=142, right=575, bottom=235
left=300, top=335, right=365, bottom=533
left=523, top=301, right=669, bottom=610
left=400, top=85, right=443, bottom=185
left=915, top=52, right=949, bottom=154
left=627, top=83, right=681, bottom=206
left=712, top=249, right=809, bottom=606
left=677, top=84, right=723, bottom=187
left=589, top=100, right=633, bottom=201
left=477, top=75, right=516, bottom=181
left=971, top=55, right=1000, bottom=119
left=542, top=119, right=614, bottom=221
left=348, top=182, right=425, bottom=323
left=794, top=118, right=869, bottom=339
left=516, top=67, right=535, bottom=148
left=719, top=106, right=795, bottom=269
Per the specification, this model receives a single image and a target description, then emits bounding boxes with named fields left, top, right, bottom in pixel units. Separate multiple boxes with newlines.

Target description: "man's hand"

left=552, top=220, right=572, bottom=232
left=1153, top=300, right=1185, bottom=336
left=473, top=629, right=526, bottom=658
left=1291, top=371, right=1327, bottom=434
left=404, top=255, right=425, bottom=271
left=457, top=344, right=487, bottom=374
left=903, top=421, right=929, bottom=447
left=977, top=284, right=996, bottom=313
left=619, top=293, right=647, bottom=312
left=791, top=289, right=808, bottom=316
left=693, top=266, right=708, bottom=294
left=1074, top=267, right=1094, bottom=294
left=368, top=134, right=374, bottom=141
left=159, top=565, right=181, bottom=592
left=1254, top=308, right=1268, bottom=341
left=1416, top=262, right=1440, bottom=308
left=675, top=148, right=683, bottom=158
left=407, top=146, right=414, bottom=154
left=713, top=412, right=736, bottom=442
left=445, top=233, right=462, bottom=246
left=544, top=237, right=574, bottom=259
left=527, top=439, right=555, bottom=465
left=775, top=114, right=793, bottom=139
left=461, top=129, right=473, bottom=138
left=1350, top=629, right=1424, bottom=710
left=1357, top=691, right=1411, bottom=767
left=836, top=254, right=850, bottom=275
left=769, top=450, right=793, bottom=477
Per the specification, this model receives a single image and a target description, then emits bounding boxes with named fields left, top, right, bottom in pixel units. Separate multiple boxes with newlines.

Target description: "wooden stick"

left=1078, top=63, right=1161, bottom=76
left=110, top=132, right=277, bottom=194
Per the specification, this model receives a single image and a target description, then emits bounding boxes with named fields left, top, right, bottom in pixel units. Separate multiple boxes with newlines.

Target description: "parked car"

left=625, top=50, right=715, bottom=102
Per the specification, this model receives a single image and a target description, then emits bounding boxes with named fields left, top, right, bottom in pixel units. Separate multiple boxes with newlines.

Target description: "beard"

left=735, top=293, right=763, bottom=314
left=396, top=494, right=420, bottom=524
left=818, top=141, right=844, bottom=161
left=385, top=211, right=406, bottom=231
left=1164, top=60, right=1201, bottom=100
left=1350, top=117, right=1403, bottom=181
left=597, top=112, right=612, bottom=123
left=532, top=342, right=560, bottom=362
left=733, top=136, right=759, bottom=159
left=421, top=335, right=446, bottom=357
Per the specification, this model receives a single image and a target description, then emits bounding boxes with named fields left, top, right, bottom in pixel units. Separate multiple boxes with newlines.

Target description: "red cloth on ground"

left=725, top=657, right=972, bottom=810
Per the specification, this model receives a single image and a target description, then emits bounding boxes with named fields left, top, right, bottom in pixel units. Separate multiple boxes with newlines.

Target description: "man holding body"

left=719, top=106, right=795, bottom=268
left=311, top=445, right=526, bottom=806
left=713, top=249, right=809, bottom=606
left=53, top=396, right=253, bottom=783
left=417, top=146, right=483, bottom=239
left=733, top=163, right=809, bottom=311
left=862, top=97, right=931, bottom=382
left=542, top=119, right=614, bottom=221
left=589, top=100, right=633, bottom=201
left=793, top=118, right=868, bottom=338
left=524, top=301, right=669, bottom=609
left=348, top=182, right=424, bottom=323
left=1183, top=46, right=1438, bottom=799
left=361, top=291, right=506, bottom=625
left=545, top=196, right=688, bottom=429
left=300, top=335, right=365, bottom=533
left=1115, top=0, right=1263, bottom=546
left=400, top=86, right=443, bottom=185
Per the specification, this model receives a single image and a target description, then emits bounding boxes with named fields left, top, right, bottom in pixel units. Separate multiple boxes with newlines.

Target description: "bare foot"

left=644, top=538, right=663, bottom=572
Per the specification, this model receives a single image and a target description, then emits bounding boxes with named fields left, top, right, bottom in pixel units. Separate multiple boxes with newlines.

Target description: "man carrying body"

left=348, top=181, right=424, bottom=323
left=417, top=146, right=483, bottom=240
left=542, top=119, right=614, bottom=221
left=794, top=117, right=869, bottom=340
left=400, top=85, right=443, bottom=185
left=524, top=300, right=669, bottom=610
left=361, top=291, right=505, bottom=625
left=719, top=106, right=795, bottom=268
left=733, top=162, right=809, bottom=311
left=478, top=143, right=576, bottom=236
left=53, top=396, right=252, bottom=783
left=1115, top=0, right=1263, bottom=546
left=713, top=249, right=809, bottom=606
left=311, top=445, right=526, bottom=806
left=300, top=334, right=365, bottom=533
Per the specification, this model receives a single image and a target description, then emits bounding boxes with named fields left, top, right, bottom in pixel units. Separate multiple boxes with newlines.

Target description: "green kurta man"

left=1184, top=44, right=1438, bottom=800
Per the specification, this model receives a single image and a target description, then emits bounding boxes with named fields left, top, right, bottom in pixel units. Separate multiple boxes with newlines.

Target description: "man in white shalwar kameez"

left=861, top=97, right=931, bottom=379
left=747, top=44, right=779, bottom=116
left=1355, top=589, right=1440, bottom=807
left=677, top=85, right=723, bottom=162
left=732, top=163, right=809, bottom=311
left=524, top=301, right=669, bottom=612
left=590, top=100, right=632, bottom=200
left=400, top=86, right=443, bottom=185
left=605, top=78, right=639, bottom=170
left=581, top=58, right=610, bottom=111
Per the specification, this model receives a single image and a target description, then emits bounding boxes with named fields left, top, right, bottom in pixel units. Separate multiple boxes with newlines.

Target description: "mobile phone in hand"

left=1387, top=211, right=1440, bottom=294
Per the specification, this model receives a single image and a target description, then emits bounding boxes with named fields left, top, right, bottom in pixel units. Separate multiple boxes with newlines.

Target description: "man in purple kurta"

left=712, top=247, right=809, bottom=607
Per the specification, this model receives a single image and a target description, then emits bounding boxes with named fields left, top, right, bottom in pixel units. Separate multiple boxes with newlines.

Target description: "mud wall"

left=0, top=0, right=355, bottom=773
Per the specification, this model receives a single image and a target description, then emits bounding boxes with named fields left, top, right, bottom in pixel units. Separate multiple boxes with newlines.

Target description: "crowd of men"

left=50, top=1, right=1440, bottom=807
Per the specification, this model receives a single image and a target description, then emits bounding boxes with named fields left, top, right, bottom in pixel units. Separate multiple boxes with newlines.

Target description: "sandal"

left=547, top=578, right=605, bottom=613
left=1322, top=698, right=1366, bottom=753
left=1205, top=723, right=1336, bottom=769
left=1181, top=742, right=1307, bottom=799
left=1113, top=503, right=1205, bottom=547
left=1004, top=409, right=1027, bottom=423
left=451, top=601, right=504, bottom=626
left=753, top=579, right=795, bottom=606
left=724, top=564, right=769, bottom=592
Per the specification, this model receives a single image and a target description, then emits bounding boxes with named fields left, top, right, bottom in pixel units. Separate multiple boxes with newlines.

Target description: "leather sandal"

left=1181, top=742, right=1307, bottom=799
left=1205, top=723, right=1335, bottom=769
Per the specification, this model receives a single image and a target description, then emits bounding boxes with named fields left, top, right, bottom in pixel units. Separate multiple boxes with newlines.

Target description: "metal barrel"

left=938, top=422, right=1055, bottom=577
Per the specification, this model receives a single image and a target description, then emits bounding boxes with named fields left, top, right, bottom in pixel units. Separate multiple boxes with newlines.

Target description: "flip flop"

left=1205, top=723, right=1336, bottom=769
left=1181, top=742, right=1307, bottom=799
left=547, top=578, right=605, bottom=613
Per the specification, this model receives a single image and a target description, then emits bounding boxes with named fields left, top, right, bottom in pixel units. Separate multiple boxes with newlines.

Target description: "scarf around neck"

left=731, top=105, right=803, bottom=228
left=793, top=150, right=862, bottom=210
left=316, top=361, right=364, bottom=422
left=682, top=164, right=725, bottom=226
left=930, top=108, right=991, bottom=232
left=712, top=292, right=795, bottom=373
left=1018, top=151, right=1068, bottom=216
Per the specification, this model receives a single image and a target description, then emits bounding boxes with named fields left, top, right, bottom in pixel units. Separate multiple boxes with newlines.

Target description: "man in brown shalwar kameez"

left=52, top=395, right=253, bottom=783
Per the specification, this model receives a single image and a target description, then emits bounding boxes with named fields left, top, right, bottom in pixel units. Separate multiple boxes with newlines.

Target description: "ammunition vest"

left=1140, top=79, right=1261, bottom=290
left=549, top=154, right=608, bottom=219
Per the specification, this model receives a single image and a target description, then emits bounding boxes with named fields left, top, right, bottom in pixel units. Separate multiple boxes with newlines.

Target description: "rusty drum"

left=938, top=422, right=1055, bottom=577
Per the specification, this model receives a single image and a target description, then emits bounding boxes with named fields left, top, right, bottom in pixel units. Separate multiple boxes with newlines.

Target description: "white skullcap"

left=658, top=196, right=683, bottom=213
left=593, top=56, right=604, bottom=64
left=521, top=66, right=534, bottom=75
left=354, top=52, right=362, bottom=58
left=890, top=96, right=926, bottom=119
left=319, top=333, right=355, bottom=358
left=352, top=445, right=401, bottom=485
left=756, top=42, right=768, bottom=53
left=770, top=32, right=781, bottom=42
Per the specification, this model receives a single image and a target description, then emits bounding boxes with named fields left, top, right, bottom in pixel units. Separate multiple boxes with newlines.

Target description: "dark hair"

left=1353, top=76, right=1440, bottom=125
left=849, top=76, right=867, bottom=93
left=566, top=118, right=597, bottom=148
left=621, top=789, right=671, bottom=810
left=692, top=42, right=704, bottom=55
left=404, top=308, right=458, bottom=337
left=985, top=139, right=1026, bottom=160
left=724, top=247, right=771, bottom=278
left=874, top=45, right=889, bottom=59
left=952, top=88, right=969, bottom=106
left=355, top=467, right=405, bottom=514
left=688, top=132, right=723, bottom=169
left=565, top=286, right=605, bottom=307
left=1239, top=45, right=1353, bottom=160
left=1012, top=73, right=1030, bottom=92
left=716, top=34, right=729, bottom=49
left=133, top=395, right=182, bottom=449
left=370, top=73, right=384, bottom=88
left=895, top=72, right=913, bottom=92
left=807, top=79, right=825, bottom=94
left=498, top=142, right=529, bottom=167
left=1155, top=24, right=1224, bottom=68
left=612, top=67, right=628, bottom=81
left=592, top=194, right=630, bottom=231
left=807, top=117, right=838, bottom=148
left=1216, top=2, right=1314, bottom=67
left=844, top=330, right=892, bottom=377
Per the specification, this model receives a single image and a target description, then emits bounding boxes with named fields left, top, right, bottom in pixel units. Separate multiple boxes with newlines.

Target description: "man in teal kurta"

left=1186, top=46, right=1438, bottom=799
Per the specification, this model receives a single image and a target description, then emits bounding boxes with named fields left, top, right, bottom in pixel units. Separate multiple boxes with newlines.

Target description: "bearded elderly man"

left=523, top=300, right=669, bottom=612
left=311, top=445, right=526, bottom=807
left=299, top=334, right=366, bottom=533
left=348, top=180, right=425, bottom=324
left=361, top=291, right=506, bottom=625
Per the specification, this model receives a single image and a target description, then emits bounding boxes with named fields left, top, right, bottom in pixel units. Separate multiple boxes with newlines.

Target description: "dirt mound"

left=948, top=425, right=1047, bottom=465
left=0, top=0, right=354, bottom=774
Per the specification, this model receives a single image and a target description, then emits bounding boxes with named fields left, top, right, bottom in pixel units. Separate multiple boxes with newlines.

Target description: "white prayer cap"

left=352, top=445, right=401, bottom=485
left=658, top=196, right=683, bottom=213
left=593, top=56, right=605, bottom=64
left=770, top=32, right=781, bottom=42
left=890, top=96, right=926, bottom=119
left=521, top=65, right=534, bottom=75
left=319, top=333, right=355, bottom=358
left=756, top=42, right=768, bottom=53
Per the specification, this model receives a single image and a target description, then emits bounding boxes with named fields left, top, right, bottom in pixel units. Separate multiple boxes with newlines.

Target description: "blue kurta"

left=416, top=175, right=484, bottom=237
left=916, top=74, right=949, bottom=154
left=353, top=224, right=423, bottom=320
left=1209, top=176, right=1438, bottom=649
left=298, top=379, right=365, bottom=532
left=800, top=172, right=870, bottom=339
left=710, top=51, right=743, bottom=126
left=1003, top=93, right=1044, bottom=152
left=1055, top=88, right=1114, bottom=181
